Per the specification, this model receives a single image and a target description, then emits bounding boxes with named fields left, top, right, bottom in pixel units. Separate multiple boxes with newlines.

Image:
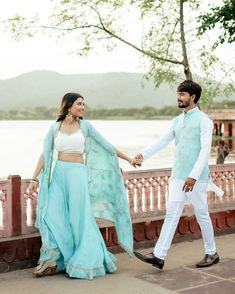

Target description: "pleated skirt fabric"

left=39, top=160, right=117, bottom=279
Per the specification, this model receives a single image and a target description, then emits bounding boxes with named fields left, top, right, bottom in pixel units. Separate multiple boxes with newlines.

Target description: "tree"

left=6, top=0, right=235, bottom=107
left=198, top=0, right=235, bottom=48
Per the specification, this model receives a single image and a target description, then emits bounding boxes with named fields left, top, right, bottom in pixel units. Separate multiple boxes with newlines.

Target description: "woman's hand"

left=128, top=154, right=143, bottom=168
left=128, top=157, right=141, bottom=168
left=26, top=180, right=39, bottom=199
left=134, top=154, right=143, bottom=164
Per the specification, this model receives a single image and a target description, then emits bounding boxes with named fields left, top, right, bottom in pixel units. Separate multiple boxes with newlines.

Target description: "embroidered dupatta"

left=35, top=120, right=133, bottom=256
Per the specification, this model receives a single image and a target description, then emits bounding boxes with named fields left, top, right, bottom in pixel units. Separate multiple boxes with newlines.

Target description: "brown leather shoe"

left=196, top=252, right=219, bottom=268
left=134, top=251, right=164, bottom=270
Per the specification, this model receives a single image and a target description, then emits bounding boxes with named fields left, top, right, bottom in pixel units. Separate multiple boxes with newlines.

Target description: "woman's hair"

left=57, top=92, right=84, bottom=122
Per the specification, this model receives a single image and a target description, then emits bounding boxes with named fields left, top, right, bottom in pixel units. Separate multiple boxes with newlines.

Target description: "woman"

left=28, top=93, right=134, bottom=279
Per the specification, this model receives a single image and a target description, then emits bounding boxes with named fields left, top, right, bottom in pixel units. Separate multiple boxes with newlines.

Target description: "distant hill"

left=0, top=71, right=234, bottom=110
left=0, top=71, right=177, bottom=109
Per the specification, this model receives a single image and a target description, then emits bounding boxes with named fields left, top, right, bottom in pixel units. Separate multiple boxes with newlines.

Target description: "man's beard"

left=178, top=100, right=190, bottom=108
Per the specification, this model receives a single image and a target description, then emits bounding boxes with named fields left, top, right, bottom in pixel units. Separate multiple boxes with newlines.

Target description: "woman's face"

left=70, top=97, right=85, bottom=118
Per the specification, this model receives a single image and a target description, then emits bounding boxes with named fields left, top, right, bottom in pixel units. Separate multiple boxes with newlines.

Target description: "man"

left=133, top=80, right=219, bottom=270
left=216, top=140, right=229, bottom=164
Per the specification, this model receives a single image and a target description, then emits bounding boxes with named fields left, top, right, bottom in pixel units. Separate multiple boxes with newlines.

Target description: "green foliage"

left=198, top=0, right=235, bottom=47
left=5, top=0, right=235, bottom=108
left=0, top=105, right=182, bottom=120
left=7, top=14, right=38, bottom=41
left=211, top=99, right=235, bottom=109
left=1, top=101, right=235, bottom=120
left=0, top=107, right=58, bottom=120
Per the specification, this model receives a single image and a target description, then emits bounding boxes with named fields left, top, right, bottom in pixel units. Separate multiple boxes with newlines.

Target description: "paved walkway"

left=1, top=233, right=235, bottom=294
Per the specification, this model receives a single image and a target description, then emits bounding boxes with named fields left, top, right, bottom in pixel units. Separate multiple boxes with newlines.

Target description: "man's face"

left=177, top=91, right=193, bottom=108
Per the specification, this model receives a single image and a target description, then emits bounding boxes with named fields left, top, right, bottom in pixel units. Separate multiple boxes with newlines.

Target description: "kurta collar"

left=184, top=106, right=199, bottom=116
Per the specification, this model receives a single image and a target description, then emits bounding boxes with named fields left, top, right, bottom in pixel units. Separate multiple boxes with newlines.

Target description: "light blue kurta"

left=35, top=119, right=133, bottom=278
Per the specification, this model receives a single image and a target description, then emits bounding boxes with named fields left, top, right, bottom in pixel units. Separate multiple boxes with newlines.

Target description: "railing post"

left=8, top=175, right=22, bottom=236
left=152, top=182, right=158, bottom=211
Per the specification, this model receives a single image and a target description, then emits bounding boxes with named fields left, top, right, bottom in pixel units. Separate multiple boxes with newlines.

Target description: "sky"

left=0, top=0, right=234, bottom=80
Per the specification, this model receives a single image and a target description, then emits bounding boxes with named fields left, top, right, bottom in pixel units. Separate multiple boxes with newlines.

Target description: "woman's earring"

left=65, top=110, right=73, bottom=124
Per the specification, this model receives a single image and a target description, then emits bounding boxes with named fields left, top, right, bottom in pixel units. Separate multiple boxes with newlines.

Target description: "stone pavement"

left=0, top=233, right=235, bottom=294
left=137, top=258, right=235, bottom=293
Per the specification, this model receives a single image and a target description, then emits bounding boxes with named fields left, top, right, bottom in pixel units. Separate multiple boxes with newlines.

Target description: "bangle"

left=30, top=178, right=38, bottom=183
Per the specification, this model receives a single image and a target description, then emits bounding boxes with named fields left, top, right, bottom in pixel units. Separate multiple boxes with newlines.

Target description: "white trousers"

left=154, top=179, right=216, bottom=260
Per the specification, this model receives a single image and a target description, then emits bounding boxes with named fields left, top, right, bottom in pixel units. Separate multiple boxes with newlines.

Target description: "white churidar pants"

left=153, top=179, right=216, bottom=260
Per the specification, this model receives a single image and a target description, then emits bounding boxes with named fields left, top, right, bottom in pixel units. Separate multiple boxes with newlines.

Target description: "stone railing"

left=125, top=164, right=235, bottom=223
left=1, top=164, right=235, bottom=238
left=207, top=109, right=235, bottom=120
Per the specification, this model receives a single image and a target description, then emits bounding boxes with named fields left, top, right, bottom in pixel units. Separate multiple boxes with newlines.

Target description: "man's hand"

left=183, top=177, right=196, bottom=192
left=135, top=154, right=143, bottom=165
left=128, top=158, right=140, bottom=168
left=130, top=157, right=141, bottom=167
left=129, top=154, right=143, bottom=168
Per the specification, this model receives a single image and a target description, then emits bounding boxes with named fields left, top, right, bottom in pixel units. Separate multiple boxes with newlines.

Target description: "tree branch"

left=29, top=24, right=183, bottom=65
left=30, top=24, right=102, bottom=31
left=67, top=2, right=183, bottom=65
left=179, top=0, right=192, bottom=79
left=165, top=18, right=179, bottom=58
left=212, top=65, right=235, bottom=97
left=16, top=2, right=183, bottom=66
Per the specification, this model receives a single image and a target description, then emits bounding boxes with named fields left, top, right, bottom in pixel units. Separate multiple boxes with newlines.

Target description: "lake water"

left=0, top=120, right=234, bottom=179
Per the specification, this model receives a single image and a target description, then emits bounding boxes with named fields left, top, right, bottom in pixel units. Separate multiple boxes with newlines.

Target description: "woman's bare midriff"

left=58, top=152, right=84, bottom=163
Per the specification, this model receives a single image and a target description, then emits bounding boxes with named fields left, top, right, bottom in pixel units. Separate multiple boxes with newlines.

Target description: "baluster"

left=23, top=194, right=28, bottom=233
left=208, top=191, right=215, bottom=208
left=136, top=179, right=143, bottom=216
left=152, top=180, right=158, bottom=212
left=159, top=177, right=166, bottom=210
left=0, top=190, right=4, bottom=229
left=216, top=174, right=225, bottom=205
left=0, top=190, right=7, bottom=236
left=126, top=179, right=135, bottom=216
left=228, top=172, right=234, bottom=203
left=166, top=176, right=170, bottom=203
left=143, top=179, right=151, bottom=213
left=31, top=197, right=37, bottom=228
left=27, top=199, right=33, bottom=227
left=232, top=172, right=235, bottom=203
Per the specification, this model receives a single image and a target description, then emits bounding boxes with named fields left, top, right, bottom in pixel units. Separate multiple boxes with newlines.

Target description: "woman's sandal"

left=32, top=262, right=57, bottom=277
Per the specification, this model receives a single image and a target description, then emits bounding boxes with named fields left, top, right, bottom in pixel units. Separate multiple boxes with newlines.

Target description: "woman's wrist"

left=30, top=178, right=38, bottom=183
left=127, top=157, right=132, bottom=163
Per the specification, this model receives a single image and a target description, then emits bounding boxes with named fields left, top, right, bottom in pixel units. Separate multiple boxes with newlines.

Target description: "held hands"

left=182, top=177, right=196, bottom=192
left=26, top=180, right=39, bottom=199
left=128, top=154, right=143, bottom=168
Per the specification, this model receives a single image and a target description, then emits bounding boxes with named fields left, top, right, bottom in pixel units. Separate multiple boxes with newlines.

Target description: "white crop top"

left=55, top=129, right=85, bottom=153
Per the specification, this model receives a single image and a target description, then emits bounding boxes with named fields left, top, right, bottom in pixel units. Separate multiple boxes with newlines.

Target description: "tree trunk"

left=179, top=0, right=193, bottom=80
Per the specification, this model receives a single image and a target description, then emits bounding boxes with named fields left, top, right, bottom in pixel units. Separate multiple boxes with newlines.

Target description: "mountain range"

left=0, top=71, right=234, bottom=110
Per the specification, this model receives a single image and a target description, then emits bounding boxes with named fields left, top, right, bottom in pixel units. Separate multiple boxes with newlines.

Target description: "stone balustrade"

left=1, top=164, right=235, bottom=239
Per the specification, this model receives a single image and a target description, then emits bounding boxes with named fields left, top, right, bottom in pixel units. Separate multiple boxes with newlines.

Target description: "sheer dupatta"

left=36, top=120, right=133, bottom=256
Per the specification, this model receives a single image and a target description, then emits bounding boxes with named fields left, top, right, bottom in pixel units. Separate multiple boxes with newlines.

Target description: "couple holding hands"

left=28, top=80, right=220, bottom=280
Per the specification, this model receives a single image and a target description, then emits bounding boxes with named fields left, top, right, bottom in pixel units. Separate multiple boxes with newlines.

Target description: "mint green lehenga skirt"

left=39, top=160, right=117, bottom=279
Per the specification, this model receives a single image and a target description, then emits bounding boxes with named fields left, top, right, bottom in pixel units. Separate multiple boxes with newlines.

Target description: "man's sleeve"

left=141, top=122, right=175, bottom=160
left=188, top=116, right=213, bottom=180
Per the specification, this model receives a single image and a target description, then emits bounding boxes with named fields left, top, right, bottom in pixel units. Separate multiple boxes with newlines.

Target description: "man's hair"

left=177, top=80, right=202, bottom=103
